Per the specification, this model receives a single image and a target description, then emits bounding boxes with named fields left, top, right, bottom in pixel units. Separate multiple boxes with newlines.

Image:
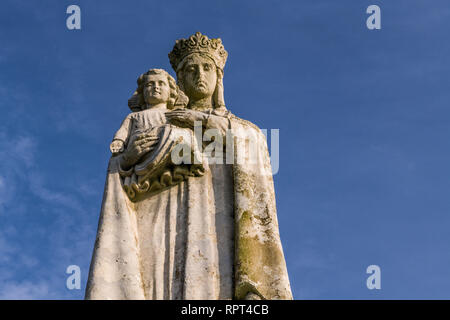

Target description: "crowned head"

left=169, top=32, right=228, bottom=72
left=169, top=32, right=227, bottom=109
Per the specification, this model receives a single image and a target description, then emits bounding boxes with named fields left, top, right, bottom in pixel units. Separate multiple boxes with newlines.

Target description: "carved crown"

left=169, top=32, right=228, bottom=71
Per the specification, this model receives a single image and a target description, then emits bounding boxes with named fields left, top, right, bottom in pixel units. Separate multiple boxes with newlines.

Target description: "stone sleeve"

left=205, top=114, right=231, bottom=137
left=113, top=114, right=133, bottom=144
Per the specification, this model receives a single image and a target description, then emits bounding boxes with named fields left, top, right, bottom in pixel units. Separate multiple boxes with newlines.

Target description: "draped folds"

left=85, top=111, right=292, bottom=300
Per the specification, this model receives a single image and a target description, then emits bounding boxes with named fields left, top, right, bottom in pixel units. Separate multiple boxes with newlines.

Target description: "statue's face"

left=181, top=54, right=217, bottom=100
left=143, top=74, right=170, bottom=105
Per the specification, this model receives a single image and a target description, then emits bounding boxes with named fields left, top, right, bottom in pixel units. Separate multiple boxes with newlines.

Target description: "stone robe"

left=85, top=108, right=293, bottom=300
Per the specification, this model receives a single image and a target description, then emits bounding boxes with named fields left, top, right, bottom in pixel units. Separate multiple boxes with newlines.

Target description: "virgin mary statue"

left=85, top=32, right=293, bottom=300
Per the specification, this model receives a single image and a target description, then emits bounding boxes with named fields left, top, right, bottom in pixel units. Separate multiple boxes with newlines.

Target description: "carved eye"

left=159, top=81, right=166, bottom=86
left=204, top=64, right=211, bottom=71
left=145, top=82, right=153, bottom=87
left=186, top=66, right=195, bottom=73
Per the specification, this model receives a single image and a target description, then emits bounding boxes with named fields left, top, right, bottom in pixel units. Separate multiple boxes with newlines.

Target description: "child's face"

left=143, top=74, right=170, bottom=105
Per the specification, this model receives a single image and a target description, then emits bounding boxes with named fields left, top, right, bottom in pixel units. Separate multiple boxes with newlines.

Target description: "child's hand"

left=110, top=140, right=125, bottom=154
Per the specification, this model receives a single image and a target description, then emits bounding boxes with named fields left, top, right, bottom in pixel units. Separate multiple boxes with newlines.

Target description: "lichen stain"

left=236, top=210, right=284, bottom=299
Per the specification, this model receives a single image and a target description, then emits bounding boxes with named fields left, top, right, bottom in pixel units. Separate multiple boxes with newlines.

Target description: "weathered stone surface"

left=85, top=32, right=292, bottom=300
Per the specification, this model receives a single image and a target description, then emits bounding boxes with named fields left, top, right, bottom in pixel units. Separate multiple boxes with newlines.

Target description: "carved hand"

left=165, top=109, right=208, bottom=129
left=120, top=133, right=159, bottom=169
left=110, top=139, right=125, bottom=154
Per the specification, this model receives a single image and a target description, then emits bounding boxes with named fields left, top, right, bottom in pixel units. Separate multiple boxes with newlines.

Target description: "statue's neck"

left=188, top=96, right=213, bottom=111
left=144, top=102, right=166, bottom=110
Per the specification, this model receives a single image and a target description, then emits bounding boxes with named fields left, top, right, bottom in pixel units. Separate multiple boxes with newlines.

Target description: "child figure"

left=110, top=68, right=187, bottom=155
left=110, top=68, right=202, bottom=200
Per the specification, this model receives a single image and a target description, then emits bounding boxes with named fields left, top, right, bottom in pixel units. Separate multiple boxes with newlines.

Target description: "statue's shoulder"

left=210, top=107, right=262, bottom=134
left=123, top=110, right=139, bottom=120
left=228, top=112, right=261, bottom=132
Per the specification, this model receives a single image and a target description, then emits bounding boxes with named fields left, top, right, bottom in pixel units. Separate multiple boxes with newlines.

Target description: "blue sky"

left=1, top=0, right=450, bottom=299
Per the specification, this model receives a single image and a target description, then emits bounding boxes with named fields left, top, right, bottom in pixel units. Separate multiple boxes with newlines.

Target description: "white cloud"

left=0, top=130, right=84, bottom=214
left=0, top=234, right=17, bottom=264
left=11, top=136, right=35, bottom=167
left=0, top=131, right=36, bottom=213
left=0, top=281, right=50, bottom=300
left=0, top=129, right=93, bottom=299
left=0, top=175, right=7, bottom=209
left=0, top=131, right=36, bottom=171
left=29, top=172, right=84, bottom=213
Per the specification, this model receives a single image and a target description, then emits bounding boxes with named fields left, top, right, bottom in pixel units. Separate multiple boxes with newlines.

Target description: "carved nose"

left=198, top=72, right=206, bottom=81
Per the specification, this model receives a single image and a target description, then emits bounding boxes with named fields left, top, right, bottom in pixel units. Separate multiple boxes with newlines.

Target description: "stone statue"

left=85, top=32, right=292, bottom=300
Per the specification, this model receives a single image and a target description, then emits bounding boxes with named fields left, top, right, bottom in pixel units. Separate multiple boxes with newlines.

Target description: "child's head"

left=135, top=69, right=178, bottom=109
